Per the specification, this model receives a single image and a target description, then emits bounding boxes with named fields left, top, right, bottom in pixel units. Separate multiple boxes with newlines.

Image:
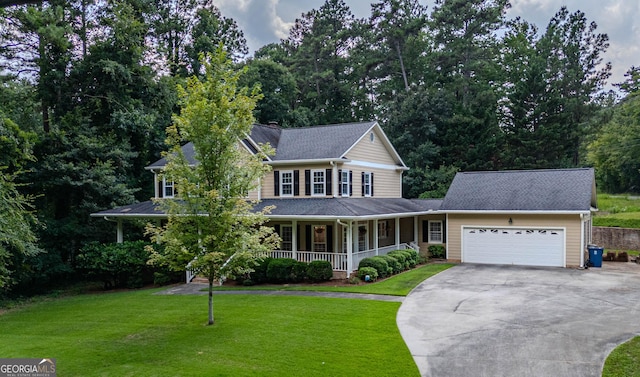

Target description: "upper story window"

left=362, top=172, right=373, bottom=197
left=163, top=177, right=175, bottom=198
left=280, top=170, right=293, bottom=197
left=340, top=169, right=351, bottom=197
left=312, top=169, right=325, bottom=196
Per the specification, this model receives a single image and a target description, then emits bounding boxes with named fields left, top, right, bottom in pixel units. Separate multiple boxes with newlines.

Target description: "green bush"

left=307, top=260, right=333, bottom=282
left=387, top=250, right=410, bottom=270
left=292, top=261, right=308, bottom=283
left=405, top=249, right=419, bottom=266
left=249, top=257, right=272, bottom=284
left=428, top=245, right=446, bottom=259
left=76, top=241, right=153, bottom=289
left=380, top=255, right=402, bottom=274
left=266, top=258, right=299, bottom=283
left=357, top=267, right=378, bottom=282
left=358, top=257, right=390, bottom=278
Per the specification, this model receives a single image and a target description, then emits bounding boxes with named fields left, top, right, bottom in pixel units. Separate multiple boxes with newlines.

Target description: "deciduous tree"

left=147, top=49, right=279, bottom=325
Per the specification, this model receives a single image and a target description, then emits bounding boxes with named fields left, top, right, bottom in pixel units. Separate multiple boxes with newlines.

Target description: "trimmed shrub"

left=357, top=267, right=378, bottom=282
left=358, top=257, right=390, bottom=278
left=405, top=249, right=419, bottom=266
left=265, top=258, right=308, bottom=283
left=380, top=255, right=402, bottom=274
left=292, top=261, right=308, bottom=283
left=249, top=257, right=272, bottom=284
left=307, top=260, right=333, bottom=282
left=388, top=250, right=410, bottom=270
left=428, top=245, right=446, bottom=259
left=266, top=258, right=298, bottom=283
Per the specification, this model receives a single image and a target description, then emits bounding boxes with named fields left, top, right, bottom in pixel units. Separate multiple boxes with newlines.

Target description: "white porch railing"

left=268, top=243, right=414, bottom=272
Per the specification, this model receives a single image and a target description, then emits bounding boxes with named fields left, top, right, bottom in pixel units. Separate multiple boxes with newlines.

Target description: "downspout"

left=580, top=213, right=585, bottom=268
left=337, top=219, right=352, bottom=273
left=103, top=216, right=123, bottom=243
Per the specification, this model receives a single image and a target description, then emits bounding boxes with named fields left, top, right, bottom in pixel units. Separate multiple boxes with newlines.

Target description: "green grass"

left=603, top=336, right=640, bottom=377
left=0, top=289, right=419, bottom=376
left=212, top=263, right=455, bottom=296
left=594, top=194, right=640, bottom=228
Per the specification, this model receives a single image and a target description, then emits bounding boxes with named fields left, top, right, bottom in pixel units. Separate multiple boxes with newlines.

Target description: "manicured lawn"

left=603, top=336, right=640, bottom=377
left=0, top=289, right=419, bottom=376
left=212, top=263, right=455, bottom=296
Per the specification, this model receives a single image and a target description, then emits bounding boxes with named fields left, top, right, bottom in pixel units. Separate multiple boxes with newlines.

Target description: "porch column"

left=116, top=219, right=124, bottom=244
left=374, top=219, right=379, bottom=255
left=395, top=217, right=400, bottom=249
left=414, top=215, right=419, bottom=245
left=346, top=220, right=354, bottom=272
left=292, top=220, right=298, bottom=260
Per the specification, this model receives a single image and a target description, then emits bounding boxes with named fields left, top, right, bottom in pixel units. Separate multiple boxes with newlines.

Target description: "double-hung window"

left=280, top=170, right=294, bottom=197
left=363, top=172, right=372, bottom=197
left=280, top=225, right=293, bottom=251
left=312, top=169, right=325, bottom=196
left=428, top=221, right=443, bottom=244
left=163, top=177, right=175, bottom=198
left=340, top=169, right=350, bottom=197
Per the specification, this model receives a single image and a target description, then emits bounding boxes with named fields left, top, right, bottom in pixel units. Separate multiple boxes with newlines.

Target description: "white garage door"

left=462, top=227, right=565, bottom=267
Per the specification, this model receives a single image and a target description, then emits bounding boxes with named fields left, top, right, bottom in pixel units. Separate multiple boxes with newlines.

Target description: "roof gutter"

left=267, top=158, right=347, bottom=166
left=443, top=210, right=591, bottom=215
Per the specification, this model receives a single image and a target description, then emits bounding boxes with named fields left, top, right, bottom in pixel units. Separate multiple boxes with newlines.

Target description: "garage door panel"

left=463, top=227, right=564, bottom=267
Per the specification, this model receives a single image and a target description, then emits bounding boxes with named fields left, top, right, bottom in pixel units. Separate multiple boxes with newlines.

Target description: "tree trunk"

left=208, top=279, right=214, bottom=325
left=395, top=40, right=409, bottom=91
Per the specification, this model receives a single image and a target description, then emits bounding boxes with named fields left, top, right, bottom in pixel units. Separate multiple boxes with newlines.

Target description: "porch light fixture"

left=508, top=217, right=513, bottom=225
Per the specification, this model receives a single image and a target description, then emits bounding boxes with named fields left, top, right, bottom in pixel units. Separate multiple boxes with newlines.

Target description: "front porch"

left=269, top=242, right=419, bottom=271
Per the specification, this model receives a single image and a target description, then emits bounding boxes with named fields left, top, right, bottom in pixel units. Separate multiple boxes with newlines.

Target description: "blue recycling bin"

left=588, top=245, right=604, bottom=268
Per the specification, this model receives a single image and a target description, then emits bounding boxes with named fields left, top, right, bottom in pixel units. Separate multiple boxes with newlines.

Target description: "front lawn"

left=0, top=289, right=419, bottom=376
left=603, top=336, right=640, bottom=377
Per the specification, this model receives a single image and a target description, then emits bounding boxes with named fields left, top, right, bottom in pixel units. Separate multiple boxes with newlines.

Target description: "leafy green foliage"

left=266, top=258, right=306, bottom=283
left=306, top=260, right=333, bottom=282
left=76, top=241, right=154, bottom=289
left=357, top=266, right=378, bottom=282
left=146, top=48, right=279, bottom=324
left=428, top=245, right=446, bottom=259
left=380, top=255, right=402, bottom=274
left=358, top=257, right=390, bottom=278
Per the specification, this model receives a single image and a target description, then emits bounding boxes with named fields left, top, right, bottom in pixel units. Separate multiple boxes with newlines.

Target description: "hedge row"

left=244, top=258, right=333, bottom=285
left=356, top=249, right=419, bottom=282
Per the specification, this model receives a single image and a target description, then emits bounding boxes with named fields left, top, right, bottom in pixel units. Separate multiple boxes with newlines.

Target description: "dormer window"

left=163, top=178, right=175, bottom=198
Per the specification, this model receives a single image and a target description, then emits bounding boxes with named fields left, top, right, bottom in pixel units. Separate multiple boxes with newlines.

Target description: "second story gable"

left=146, top=121, right=409, bottom=200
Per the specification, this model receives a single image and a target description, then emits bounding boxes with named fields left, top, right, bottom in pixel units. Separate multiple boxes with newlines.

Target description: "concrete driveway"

left=397, top=263, right=640, bottom=377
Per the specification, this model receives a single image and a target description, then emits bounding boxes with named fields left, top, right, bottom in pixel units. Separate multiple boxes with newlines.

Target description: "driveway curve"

left=397, top=264, right=640, bottom=377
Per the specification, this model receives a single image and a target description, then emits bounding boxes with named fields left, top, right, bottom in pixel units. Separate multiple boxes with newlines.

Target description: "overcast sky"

left=212, top=0, right=638, bottom=91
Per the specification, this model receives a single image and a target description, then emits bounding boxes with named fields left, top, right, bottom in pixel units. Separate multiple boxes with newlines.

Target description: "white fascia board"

left=242, top=136, right=273, bottom=162
left=268, top=158, right=347, bottom=166
left=345, top=160, right=409, bottom=171
left=443, top=210, right=590, bottom=215
left=91, top=213, right=168, bottom=219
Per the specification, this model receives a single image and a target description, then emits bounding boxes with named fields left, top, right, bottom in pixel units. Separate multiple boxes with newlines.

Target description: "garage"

left=462, top=227, right=565, bottom=267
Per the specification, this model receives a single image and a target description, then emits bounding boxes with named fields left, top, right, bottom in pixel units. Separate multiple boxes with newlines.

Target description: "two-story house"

left=92, top=121, right=446, bottom=277
left=92, top=121, right=597, bottom=274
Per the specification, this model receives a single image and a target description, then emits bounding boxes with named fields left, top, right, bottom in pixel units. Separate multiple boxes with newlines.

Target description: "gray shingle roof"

left=146, top=121, right=381, bottom=169
left=441, top=168, right=596, bottom=211
left=271, top=121, right=376, bottom=160
left=146, top=142, right=197, bottom=169
left=91, top=198, right=443, bottom=219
